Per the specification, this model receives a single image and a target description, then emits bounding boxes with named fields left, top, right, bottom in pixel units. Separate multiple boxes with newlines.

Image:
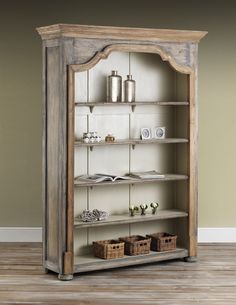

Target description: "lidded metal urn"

left=107, top=70, right=122, bottom=102
left=124, top=74, right=135, bottom=102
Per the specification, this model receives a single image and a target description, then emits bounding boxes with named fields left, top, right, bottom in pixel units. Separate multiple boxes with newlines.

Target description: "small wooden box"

left=93, top=239, right=124, bottom=259
left=119, top=235, right=151, bottom=256
left=147, top=232, right=177, bottom=252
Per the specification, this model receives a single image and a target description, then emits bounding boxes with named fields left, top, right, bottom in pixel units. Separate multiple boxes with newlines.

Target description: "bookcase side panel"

left=44, top=45, right=61, bottom=272
left=43, top=43, right=70, bottom=274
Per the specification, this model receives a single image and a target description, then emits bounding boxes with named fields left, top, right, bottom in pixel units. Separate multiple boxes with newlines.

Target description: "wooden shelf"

left=74, top=209, right=188, bottom=228
left=75, top=101, right=189, bottom=112
left=74, top=174, right=188, bottom=188
left=75, top=138, right=189, bottom=148
left=74, top=248, right=188, bottom=273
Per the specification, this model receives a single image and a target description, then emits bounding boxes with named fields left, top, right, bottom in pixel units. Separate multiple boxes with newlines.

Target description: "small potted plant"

left=140, top=204, right=148, bottom=216
left=129, top=205, right=139, bottom=217
left=150, top=202, right=159, bottom=214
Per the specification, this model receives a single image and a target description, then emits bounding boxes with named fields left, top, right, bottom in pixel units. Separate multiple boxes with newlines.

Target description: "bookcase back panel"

left=74, top=51, right=176, bottom=103
left=130, top=183, right=175, bottom=210
left=89, top=52, right=128, bottom=103
left=176, top=73, right=188, bottom=101
left=130, top=52, right=175, bottom=101
left=73, top=49, right=189, bottom=257
left=89, top=185, right=129, bottom=215
left=74, top=147, right=87, bottom=177
left=75, top=71, right=88, bottom=103
left=175, top=180, right=188, bottom=211
left=130, top=220, right=174, bottom=237
left=74, top=188, right=88, bottom=216
left=74, top=228, right=88, bottom=256
left=130, top=145, right=175, bottom=173
left=131, top=110, right=174, bottom=138
left=89, top=114, right=129, bottom=140
left=74, top=114, right=88, bottom=140
left=89, top=225, right=129, bottom=247
left=90, top=146, right=129, bottom=175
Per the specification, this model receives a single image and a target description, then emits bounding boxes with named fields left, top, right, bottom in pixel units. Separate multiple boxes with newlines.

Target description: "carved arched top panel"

left=70, top=43, right=193, bottom=75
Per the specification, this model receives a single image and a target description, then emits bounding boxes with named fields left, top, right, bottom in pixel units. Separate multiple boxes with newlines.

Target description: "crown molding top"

left=36, top=23, right=207, bottom=43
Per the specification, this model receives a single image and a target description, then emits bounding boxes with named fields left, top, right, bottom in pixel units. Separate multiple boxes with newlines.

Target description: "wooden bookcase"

left=37, top=24, right=207, bottom=280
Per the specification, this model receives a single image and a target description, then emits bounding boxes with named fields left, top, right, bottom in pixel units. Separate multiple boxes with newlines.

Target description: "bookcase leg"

left=184, top=256, right=197, bottom=263
left=58, top=273, right=74, bottom=281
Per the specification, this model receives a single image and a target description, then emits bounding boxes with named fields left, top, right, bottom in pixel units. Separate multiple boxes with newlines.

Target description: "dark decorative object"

left=105, top=134, right=115, bottom=142
left=140, top=204, right=148, bottom=215
left=129, top=205, right=139, bottom=216
left=150, top=202, right=159, bottom=214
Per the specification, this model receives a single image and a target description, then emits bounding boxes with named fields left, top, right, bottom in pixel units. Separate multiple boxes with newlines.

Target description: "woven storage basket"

left=93, top=239, right=124, bottom=259
left=119, top=235, right=151, bottom=256
left=147, top=232, right=177, bottom=252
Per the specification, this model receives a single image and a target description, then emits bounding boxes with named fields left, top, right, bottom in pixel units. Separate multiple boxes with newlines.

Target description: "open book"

left=75, top=173, right=132, bottom=183
left=127, top=170, right=165, bottom=179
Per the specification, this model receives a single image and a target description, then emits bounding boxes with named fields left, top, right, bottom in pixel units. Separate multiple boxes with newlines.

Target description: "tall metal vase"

left=107, top=70, right=122, bottom=102
left=124, top=74, right=135, bottom=102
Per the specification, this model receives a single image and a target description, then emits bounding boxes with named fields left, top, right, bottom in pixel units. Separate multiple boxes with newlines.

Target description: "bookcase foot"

left=184, top=256, right=197, bottom=263
left=43, top=268, right=49, bottom=274
left=58, top=273, right=74, bottom=281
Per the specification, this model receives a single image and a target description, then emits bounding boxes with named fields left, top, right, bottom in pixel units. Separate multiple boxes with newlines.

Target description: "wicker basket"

left=147, top=232, right=177, bottom=252
left=93, top=239, right=124, bottom=259
left=119, top=235, right=151, bottom=256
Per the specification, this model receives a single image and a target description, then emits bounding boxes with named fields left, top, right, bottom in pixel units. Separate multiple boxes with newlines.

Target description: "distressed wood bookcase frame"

left=37, top=24, right=207, bottom=280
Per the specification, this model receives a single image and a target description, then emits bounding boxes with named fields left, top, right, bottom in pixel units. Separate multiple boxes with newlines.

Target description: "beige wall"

left=0, top=0, right=235, bottom=227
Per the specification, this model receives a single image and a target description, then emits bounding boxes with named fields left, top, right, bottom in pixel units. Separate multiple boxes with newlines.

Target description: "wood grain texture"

left=36, top=24, right=207, bottom=43
left=74, top=248, right=188, bottom=273
left=75, top=138, right=189, bottom=148
left=74, top=209, right=188, bottom=228
left=74, top=174, right=188, bottom=188
left=70, top=38, right=196, bottom=69
left=188, top=49, right=198, bottom=258
left=0, top=243, right=236, bottom=305
left=46, top=46, right=61, bottom=269
left=70, top=44, right=193, bottom=74
left=39, top=23, right=205, bottom=277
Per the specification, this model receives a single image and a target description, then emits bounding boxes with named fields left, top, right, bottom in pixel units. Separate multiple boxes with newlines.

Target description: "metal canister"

left=107, top=70, right=122, bottom=102
left=124, top=75, right=135, bottom=102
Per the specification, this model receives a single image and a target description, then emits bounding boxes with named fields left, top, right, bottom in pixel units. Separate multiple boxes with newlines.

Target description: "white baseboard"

left=0, top=227, right=235, bottom=243
left=0, top=227, right=42, bottom=242
left=198, top=228, right=236, bottom=243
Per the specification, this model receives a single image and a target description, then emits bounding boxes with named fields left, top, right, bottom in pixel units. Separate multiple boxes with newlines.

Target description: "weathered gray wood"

left=75, top=101, right=189, bottom=107
left=43, top=42, right=71, bottom=275
left=37, top=24, right=206, bottom=279
left=58, top=273, right=74, bottom=281
left=75, top=138, right=189, bottom=148
left=74, top=249, right=188, bottom=273
left=75, top=101, right=189, bottom=113
left=74, top=209, right=188, bottom=229
left=45, top=45, right=61, bottom=268
left=42, top=40, right=47, bottom=272
left=1, top=243, right=236, bottom=304
left=36, top=24, right=207, bottom=42
left=74, top=174, right=188, bottom=188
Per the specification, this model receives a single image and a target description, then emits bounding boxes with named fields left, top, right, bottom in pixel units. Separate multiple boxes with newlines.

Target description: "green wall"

left=0, top=0, right=235, bottom=227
